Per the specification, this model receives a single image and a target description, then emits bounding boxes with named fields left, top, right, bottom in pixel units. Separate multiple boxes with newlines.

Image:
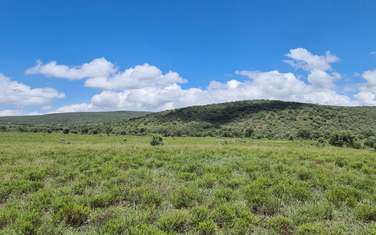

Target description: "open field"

left=0, top=133, right=375, bottom=234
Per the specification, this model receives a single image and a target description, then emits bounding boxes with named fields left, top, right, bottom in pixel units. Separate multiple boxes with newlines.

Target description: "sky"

left=1, top=0, right=376, bottom=115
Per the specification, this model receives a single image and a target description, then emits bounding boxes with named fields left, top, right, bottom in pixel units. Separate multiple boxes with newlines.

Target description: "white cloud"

left=354, top=70, right=376, bottom=105
left=26, top=48, right=376, bottom=113
left=0, top=74, right=64, bottom=107
left=84, top=63, right=186, bottom=90
left=25, top=57, right=116, bottom=80
left=285, top=48, right=339, bottom=71
left=0, top=109, right=22, bottom=117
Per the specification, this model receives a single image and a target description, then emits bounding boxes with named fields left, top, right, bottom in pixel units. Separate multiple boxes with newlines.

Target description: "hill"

left=2, top=100, right=376, bottom=142
left=117, top=100, right=376, bottom=139
left=0, top=111, right=149, bottom=133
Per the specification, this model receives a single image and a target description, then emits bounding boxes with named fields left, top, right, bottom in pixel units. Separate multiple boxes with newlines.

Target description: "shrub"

left=127, top=186, right=162, bottom=207
left=365, top=136, right=376, bottom=149
left=54, top=204, right=90, bottom=227
left=291, top=202, right=333, bottom=225
left=329, top=131, right=360, bottom=148
left=326, top=186, right=361, bottom=207
left=213, top=187, right=233, bottom=202
left=130, top=224, right=167, bottom=235
left=172, top=186, right=201, bottom=208
left=157, top=210, right=191, bottom=233
left=150, top=135, right=164, bottom=146
left=14, top=210, right=42, bottom=235
left=315, top=137, right=327, bottom=147
left=297, top=223, right=324, bottom=235
left=89, top=192, right=118, bottom=208
left=212, top=203, right=236, bottom=227
left=192, top=207, right=211, bottom=225
left=244, top=179, right=280, bottom=215
left=297, top=129, right=312, bottom=139
left=356, top=202, right=376, bottom=222
left=268, top=216, right=295, bottom=235
left=197, top=220, right=217, bottom=235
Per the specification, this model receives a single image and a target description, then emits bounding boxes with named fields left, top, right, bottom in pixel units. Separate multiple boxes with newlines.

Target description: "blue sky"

left=1, top=0, right=376, bottom=115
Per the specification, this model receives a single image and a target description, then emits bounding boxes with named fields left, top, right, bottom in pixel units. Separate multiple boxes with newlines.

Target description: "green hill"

left=117, top=100, right=376, bottom=139
left=2, top=100, right=376, bottom=142
left=0, top=111, right=149, bottom=133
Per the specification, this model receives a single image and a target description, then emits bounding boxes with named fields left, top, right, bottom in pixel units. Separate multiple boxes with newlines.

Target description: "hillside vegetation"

left=0, top=111, right=149, bottom=134
left=117, top=100, right=376, bottom=139
left=0, top=133, right=375, bottom=234
left=1, top=100, right=376, bottom=149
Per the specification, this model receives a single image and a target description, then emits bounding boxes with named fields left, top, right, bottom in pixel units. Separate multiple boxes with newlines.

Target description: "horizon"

left=1, top=1, right=376, bottom=116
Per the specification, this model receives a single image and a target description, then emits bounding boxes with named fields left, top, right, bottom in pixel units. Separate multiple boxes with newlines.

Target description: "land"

left=0, top=133, right=375, bottom=234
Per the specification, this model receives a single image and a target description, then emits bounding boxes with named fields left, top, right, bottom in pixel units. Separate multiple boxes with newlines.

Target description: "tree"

left=329, top=131, right=359, bottom=148
left=150, top=135, right=164, bottom=146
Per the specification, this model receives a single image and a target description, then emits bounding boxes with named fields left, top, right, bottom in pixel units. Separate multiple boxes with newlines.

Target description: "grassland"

left=0, top=133, right=376, bottom=234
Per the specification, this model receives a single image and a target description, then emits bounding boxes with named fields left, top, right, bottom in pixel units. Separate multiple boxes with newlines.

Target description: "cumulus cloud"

left=285, top=48, right=339, bottom=71
left=0, top=74, right=64, bottom=107
left=25, top=58, right=116, bottom=80
left=354, top=70, right=376, bottom=105
left=0, top=109, right=22, bottom=117
left=84, top=63, right=186, bottom=90
left=26, top=48, right=376, bottom=113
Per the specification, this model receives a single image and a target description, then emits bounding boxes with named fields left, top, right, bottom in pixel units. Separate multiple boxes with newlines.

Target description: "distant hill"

left=2, top=100, right=376, bottom=140
left=117, top=100, right=376, bottom=138
left=0, top=111, right=149, bottom=132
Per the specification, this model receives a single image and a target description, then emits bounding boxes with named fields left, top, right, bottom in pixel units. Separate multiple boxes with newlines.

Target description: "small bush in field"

left=130, top=224, right=167, bottom=235
left=150, top=135, right=164, bottom=146
left=326, top=186, right=360, bottom=207
left=197, top=220, right=217, bottom=235
left=127, top=186, right=162, bottom=207
left=157, top=210, right=191, bottom=233
left=297, top=223, right=324, bottom=235
left=356, top=202, right=376, bottom=222
left=268, top=216, right=295, bottom=235
left=212, top=203, right=236, bottom=227
left=191, top=207, right=211, bottom=226
left=172, top=186, right=201, bottom=208
left=54, top=204, right=90, bottom=227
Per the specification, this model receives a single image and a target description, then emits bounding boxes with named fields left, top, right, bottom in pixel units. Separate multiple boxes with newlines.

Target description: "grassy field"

left=0, top=133, right=375, bottom=234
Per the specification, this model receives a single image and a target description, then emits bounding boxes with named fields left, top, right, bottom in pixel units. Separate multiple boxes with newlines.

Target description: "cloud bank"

left=0, top=74, right=64, bottom=116
left=2, top=48, right=376, bottom=115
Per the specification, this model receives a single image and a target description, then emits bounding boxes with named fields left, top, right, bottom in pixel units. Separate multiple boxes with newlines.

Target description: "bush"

left=192, top=207, right=211, bottom=226
left=297, top=129, right=312, bottom=139
left=172, top=186, right=201, bottom=208
left=356, top=202, right=376, bottom=222
left=365, top=136, right=376, bottom=150
left=127, top=186, right=162, bottom=207
left=212, top=203, right=236, bottom=227
left=244, top=179, right=280, bottom=215
left=150, top=135, right=164, bottom=146
left=197, top=220, right=217, bottom=235
left=291, top=202, right=333, bottom=225
left=297, top=223, right=324, bottom=235
left=329, top=131, right=360, bottom=148
left=326, top=186, right=360, bottom=207
left=54, top=204, right=90, bottom=227
left=130, top=224, right=167, bottom=235
left=157, top=210, right=191, bottom=233
left=268, top=216, right=295, bottom=235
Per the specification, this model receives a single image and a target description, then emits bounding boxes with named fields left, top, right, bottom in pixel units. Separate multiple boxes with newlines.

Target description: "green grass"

left=0, top=133, right=375, bottom=234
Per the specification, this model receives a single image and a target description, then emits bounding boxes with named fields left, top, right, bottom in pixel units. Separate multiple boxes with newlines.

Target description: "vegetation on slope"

left=1, top=100, right=376, bottom=149
left=118, top=100, right=376, bottom=139
left=0, top=133, right=375, bottom=234
left=0, top=111, right=149, bottom=134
